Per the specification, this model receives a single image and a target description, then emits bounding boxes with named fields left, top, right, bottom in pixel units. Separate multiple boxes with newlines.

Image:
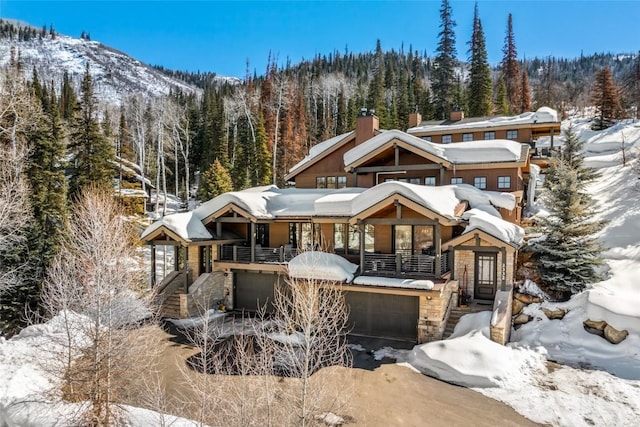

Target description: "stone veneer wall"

left=417, top=280, right=458, bottom=343
left=453, top=245, right=515, bottom=300
left=489, top=286, right=513, bottom=345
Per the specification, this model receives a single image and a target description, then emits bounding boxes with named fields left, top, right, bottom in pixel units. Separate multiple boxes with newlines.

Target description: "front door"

left=474, top=252, right=497, bottom=301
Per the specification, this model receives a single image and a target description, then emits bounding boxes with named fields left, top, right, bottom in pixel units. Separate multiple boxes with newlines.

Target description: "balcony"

left=363, top=251, right=450, bottom=278
left=218, top=245, right=450, bottom=279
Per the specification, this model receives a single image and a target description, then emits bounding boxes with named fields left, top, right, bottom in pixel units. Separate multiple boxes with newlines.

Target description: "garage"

left=233, top=271, right=279, bottom=313
left=345, top=291, right=419, bottom=342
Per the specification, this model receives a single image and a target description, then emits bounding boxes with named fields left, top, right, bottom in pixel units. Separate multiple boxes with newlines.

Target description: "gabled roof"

left=284, top=131, right=355, bottom=180
left=141, top=182, right=523, bottom=247
left=343, top=130, right=527, bottom=170
left=408, top=107, right=560, bottom=133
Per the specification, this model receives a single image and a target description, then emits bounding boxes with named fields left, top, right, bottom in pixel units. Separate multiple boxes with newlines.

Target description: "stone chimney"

left=409, top=112, right=422, bottom=128
left=450, top=110, right=464, bottom=121
left=355, top=108, right=379, bottom=145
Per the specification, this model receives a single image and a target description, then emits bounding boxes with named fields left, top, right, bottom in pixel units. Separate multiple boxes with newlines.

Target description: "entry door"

left=474, top=253, right=497, bottom=301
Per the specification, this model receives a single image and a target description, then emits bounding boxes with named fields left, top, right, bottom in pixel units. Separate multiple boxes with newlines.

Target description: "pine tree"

left=366, top=39, right=388, bottom=126
left=520, top=69, right=532, bottom=112
left=467, top=3, right=493, bottom=117
left=68, top=63, right=115, bottom=197
left=622, top=52, right=640, bottom=117
left=501, top=13, right=521, bottom=114
left=591, top=66, right=623, bottom=130
left=432, top=0, right=457, bottom=119
left=495, top=77, right=509, bottom=115
left=197, top=158, right=234, bottom=201
left=532, top=127, right=605, bottom=299
left=59, top=70, right=77, bottom=121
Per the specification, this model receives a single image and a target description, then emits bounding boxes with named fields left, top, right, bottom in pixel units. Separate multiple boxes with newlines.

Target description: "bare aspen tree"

left=166, top=99, right=191, bottom=202
left=270, top=266, right=352, bottom=426
left=0, top=143, right=30, bottom=296
left=42, top=187, right=154, bottom=425
left=127, top=94, right=149, bottom=195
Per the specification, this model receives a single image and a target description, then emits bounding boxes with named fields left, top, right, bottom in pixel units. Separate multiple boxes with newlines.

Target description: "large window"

left=408, top=177, right=421, bottom=184
left=316, top=177, right=326, bottom=189
left=327, top=176, right=337, bottom=189
left=422, top=136, right=432, bottom=142
left=450, top=177, right=463, bottom=184
left=462, top=133, right=474, bottom=142
left=474, top=176, right=487, bottom=189
left=290, top=223, right=320, bottom=249
left=424, top=176, right=436, bottom=186
left=506, top=130, right=518, bottom=139
left=335, top=224, right=374, bottom=254
left=441, top=134, right=452, bottom=144
left=484, top=131, right=495, bottom=140
left=394, top=225, right=434, bottom=255
left=498, top=176, right=511, bottom=189
left=337, top=176, right=347, bottom=188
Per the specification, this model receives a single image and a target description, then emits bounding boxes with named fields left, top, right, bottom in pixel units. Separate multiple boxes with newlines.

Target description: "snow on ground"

left=393, top=117, right=640, bottom=426
left=0, top=313, right=201, bottom=426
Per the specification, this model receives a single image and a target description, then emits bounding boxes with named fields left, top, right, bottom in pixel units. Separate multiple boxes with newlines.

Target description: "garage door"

left=234, top=272, right=278, bottom=313
left=345, top=292, right=419, bottom=342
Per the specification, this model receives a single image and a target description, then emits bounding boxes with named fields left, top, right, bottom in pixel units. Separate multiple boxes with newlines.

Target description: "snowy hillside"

left=0, top=28, right=208, bottom=105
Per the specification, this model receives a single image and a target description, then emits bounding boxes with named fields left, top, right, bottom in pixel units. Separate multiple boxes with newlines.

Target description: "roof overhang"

left=284, top=132, right=355, bottom=181
left=202, top=203, right=259, bottom=225
left=446, top=229, right=520, bottom=250
left=349, top=193, right=458, bottom=226
left=344, top=137, right=452, bottom=171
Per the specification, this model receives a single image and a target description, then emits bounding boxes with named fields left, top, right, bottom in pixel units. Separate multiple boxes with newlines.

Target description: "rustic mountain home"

left=141, top=109, right=546, bottom=344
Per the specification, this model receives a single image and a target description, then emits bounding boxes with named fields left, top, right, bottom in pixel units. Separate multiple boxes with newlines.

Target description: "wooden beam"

left=359, top=222, right=365, bottom=274
left=439, top=164, right=445, bottom=184
left=217, top=217, right=251, bottom=223
left=145, top=239, right=182, bottom=246
left=353, top=163, right=441, bottom=173
left=250, top=222, right=256, bottom=263
left=151, top=245, right=156, bottom=287
left=394, top=143, right=399, bottom=166
left=453, top=245, right=501, bottom=252
left=360, top=218, right=439, bottom=225
left=184, top=246, right=189, bottom=293
left=434, top=219, right=441, bottom=276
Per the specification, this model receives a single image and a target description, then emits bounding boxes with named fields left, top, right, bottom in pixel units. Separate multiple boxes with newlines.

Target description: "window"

left=344, top=224, right=374, bottom=254
left=316, top=176, right=326, bottom=189
left=498, top=176, right=511, bottom=189
left=255, top=223, right=269, bottom=247
left=450, top=177, right=463, bottom=184
left=484, top=131, right=495, bottom=140
left=290, top=223, right=319, bottom=249
left=422, top=136, right=432, bottom=142
left=334, top=224, right=346, bottom=253
left=462, top=133, right=474, bottom=142
left=327, top=176, right=337, bottom=189
left=474, top=176, right=487, bottom=189
left=424, top=176, right=436, bottom=186
left=506, top=130, right=518, bottom=139
left=441, top=134, right=452, bottom=144
left=408, top=177, right=421, bottom=184
left=337, top=176, right=347, bottom=188
left=393, top=225, right=434, bottom=255
left=398, top=178, right=408, bottom=183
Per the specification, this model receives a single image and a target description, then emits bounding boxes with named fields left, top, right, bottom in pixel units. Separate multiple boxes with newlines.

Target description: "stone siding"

left=489, top=286, right=514, bottom=345
left=417, top=280, right=457, bottom=343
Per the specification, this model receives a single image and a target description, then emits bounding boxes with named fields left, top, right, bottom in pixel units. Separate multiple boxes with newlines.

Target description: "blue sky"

left=2, top=1, right=639, bottom=77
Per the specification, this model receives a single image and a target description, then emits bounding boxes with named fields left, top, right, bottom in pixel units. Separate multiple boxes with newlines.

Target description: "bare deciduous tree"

left=42, top=187, right=154, bottom=425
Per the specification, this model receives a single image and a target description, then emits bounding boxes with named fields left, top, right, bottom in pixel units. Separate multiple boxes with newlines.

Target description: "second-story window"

left=484, top=131, right=495, bottom=140
left=316, top=176, right=326, bottom=188
left=422, top=136, right=432, bottom=142
left=507, top=130, right=518, bottom=139
left=462, top=133, right=473, bottom=142
left=337, top=176, right=347, bottom=188
left=327, top=176, right=337, bottom=189
left=424, top=176, right=436, bottom=186
left=441, top=134, right=452, bottom=144
left=474, top=176, right=487, bottom=189
left=450, top=177, right=463, bottom=184
left=498, top=176, right=511, bottom=189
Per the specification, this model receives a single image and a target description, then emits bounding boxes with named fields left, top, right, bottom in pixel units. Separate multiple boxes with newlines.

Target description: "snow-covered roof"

left=287, top=131, right=354, bottom=175
left=407, top=107, right=560, bottom=133
left=142, top=182, right=522, bottom=247
left=343, top=130, right=526, bottom=169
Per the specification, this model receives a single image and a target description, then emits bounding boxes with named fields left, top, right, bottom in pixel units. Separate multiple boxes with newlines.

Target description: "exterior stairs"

left=443, top=303, right=491, bottom=339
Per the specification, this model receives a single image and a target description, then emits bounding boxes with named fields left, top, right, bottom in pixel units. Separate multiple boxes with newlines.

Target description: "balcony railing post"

left=396, top=252, right=402, bottom=275
left=279, top=246, right=284, bottom=263
left=233, top=245, right=238, bottom=262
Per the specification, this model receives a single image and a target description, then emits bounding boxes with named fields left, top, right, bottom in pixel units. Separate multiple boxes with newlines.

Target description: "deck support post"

left=184, top=246, right=189, bottom=293
left=150, top=244, right=156, bottom=287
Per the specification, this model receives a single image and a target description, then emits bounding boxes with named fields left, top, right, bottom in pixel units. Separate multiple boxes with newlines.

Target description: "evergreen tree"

left=467, top=3, right=493, bottom=117
left=501, top=13, right=521, bottom=114
left=520, top=69, right=532, bottom=112
left=432, top=0, right=457, bottom=119
left=622, top=52, right=640, bottom=117
left=531, top=130, right=605, bottom=299
left=197, top=158, right=234, bottom=201
left=366, top=40, right=388, bottom=126
left=68, top=63, right=115, bottom=197
left=59, top=70, right=77, bottom=121
left=495, top=77, right=509, bottom=115
left=591, top=66, right=623, bottom=130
